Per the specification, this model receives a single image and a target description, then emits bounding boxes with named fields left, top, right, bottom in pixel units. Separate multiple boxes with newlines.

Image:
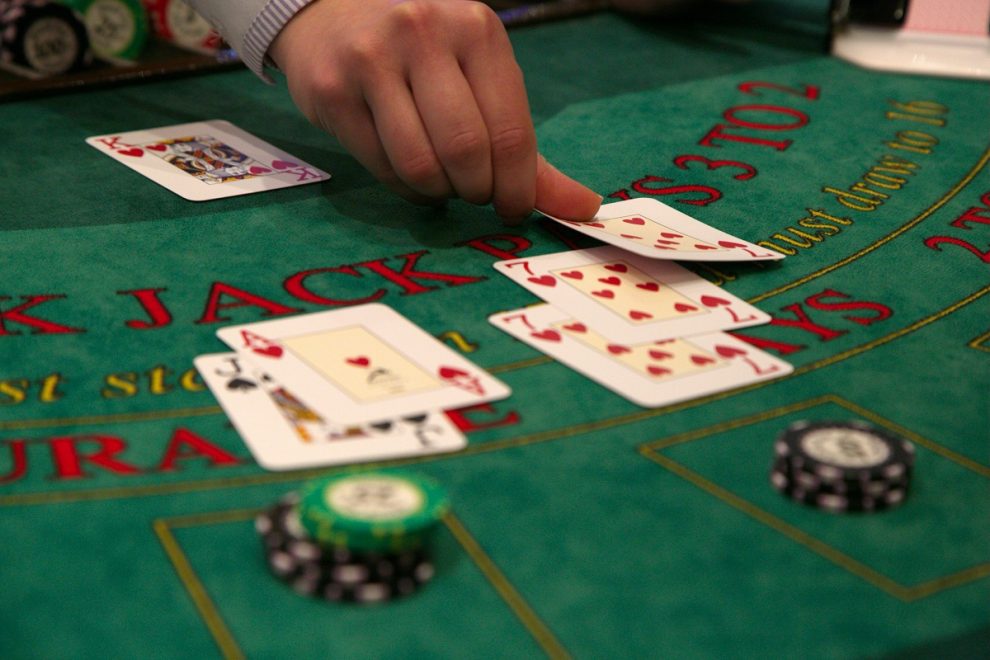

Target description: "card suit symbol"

left=598, top=276, right=621, bottom=286
left=439, top=366, right=467, bottom=379
left=370, top=421, right=393, bottom=432
left=623, top=217, right=646, bottom=225
left=528, top=275, right=556, bottom=287
left=690, top=354, right=716, bottom=365
left=715, top=344, right=746, bottom=358
left=117, top=147, right=144, bottom=157
left=717, top=240, right=747, bottom=249
left=636, top=282, right=660, bottom=292
left=403, top=414, right=428, bottom=424
left=647, top=365, right=671, bottom=377
left=145, top=143, right=167, bottom=152
left=249, top=165, right=271, bottom=175
left=560, top=271, right=583, bottom=280
left=694, top=244, right=718, bottom=250
left=660, top=232, right=683, bottom=239
left=619, top=234, right=642, bottom=240
left=655, top=339, right=676, bottom=345
left=655, top=239, right=679, bottom=246
left=604, top=263, right=628, bottom=273
left=592, top=289, right=614, bottom=299
left=226, top=377, right=257, bottom=391
left=531, top=329, right=561, bottom=342
left=700, top=295, right=730, bottom=308
left=563, top=322, right=587, bottom=333
left=648, top=349, right=672, bottom=360
left=629, top=310, right=653, bottom=320
left=271, top=159, right=298, bottom=170
left=607, top=344, right=630, bottom=355
left=346, top=356, right=370, bottom=367
left=587, top=222, right=606, bottom=228
left=674, top=302, right=698, bottom=313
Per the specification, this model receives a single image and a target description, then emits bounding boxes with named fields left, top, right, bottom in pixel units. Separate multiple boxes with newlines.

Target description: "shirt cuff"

left=241, top=0, right=319, bottom=82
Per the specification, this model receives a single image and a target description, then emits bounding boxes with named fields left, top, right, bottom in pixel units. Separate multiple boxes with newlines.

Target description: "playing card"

left=543, top=198, right=784, bottom=261
left=194, top=353, right=466, bottom=471
left=215, top=304, right=511, bottom=425
left=86, top=120, right=330, bottom=201
left=489, top=303, right=792, bottom=407
left=494, top=246, right=771, bottom=343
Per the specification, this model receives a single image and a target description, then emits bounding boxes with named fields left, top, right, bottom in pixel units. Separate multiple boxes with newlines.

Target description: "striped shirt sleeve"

left=187, top=0, right=318, bottom=82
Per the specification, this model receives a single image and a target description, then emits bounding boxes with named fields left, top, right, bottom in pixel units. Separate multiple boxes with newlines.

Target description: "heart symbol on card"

left=587, top=222, right=606, bottom=228
left=117, top=148, right=144, bottom=157
left=694, top=244, right=718, bottom=250
left=146, top=143, right=167, bottom=152
left=271, top=159, right=298, bottom=170
left=607, top=344, right=631, bottom=355
left=629, top=310, right=653, bottom=320
left=593, top=289, right=614, bottom=299
left=655, top=239, right=679, bottom=246
left=598, top=276, right=621, bottom=286
left=717, top=241, right=747, bottom=249
left=700, top=295, right=730, bottom=308
left=528, top=275, right=556, bottom=287
left=346, top=356, right=370, bottom=367
left=649, top=349, right=672, bottom=360
left=691, top=354, right=716, bottom=365
left=636, top=282, right=660, bottom=292
left=532, top=329, right=561, bottom=342
left=439, top=366, right=469, bottom=379
left=604, top=263, right=628, bottom=273
left=715, top=345, right=746, bottom=358
left=249, top=165, right=271, bottom=175
left=561, top=271, right=583, bottom=280
left=619, top=234, right=642, bottom=240
left=254, top=346, right=282, bottom=358
left=563, top=322, right=587, bottom=333
left=660, top=232, right=683, bottom=239
left=623, top=217, right=646, bottom=225
left=647, top=365, right=671, bottom=377
left=674, top=302, right=698, bottom=313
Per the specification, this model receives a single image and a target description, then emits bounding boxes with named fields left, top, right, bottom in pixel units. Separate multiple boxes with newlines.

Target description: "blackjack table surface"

left=1, top=0, right=988, bottom=657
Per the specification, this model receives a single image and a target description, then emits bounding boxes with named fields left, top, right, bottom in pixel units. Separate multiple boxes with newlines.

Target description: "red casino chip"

left=142, top=0, right=219, bottom=53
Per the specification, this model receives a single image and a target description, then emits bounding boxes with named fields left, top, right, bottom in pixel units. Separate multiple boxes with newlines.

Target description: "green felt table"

left=1, top=1, right=988, bottom=658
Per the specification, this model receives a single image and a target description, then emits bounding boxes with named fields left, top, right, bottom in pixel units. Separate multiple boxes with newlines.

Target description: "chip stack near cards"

left=256, top=471, right=447, bottom=603
left=196, top=304, right=510, bottom=471
left=490, top=198, right=793, bottom=407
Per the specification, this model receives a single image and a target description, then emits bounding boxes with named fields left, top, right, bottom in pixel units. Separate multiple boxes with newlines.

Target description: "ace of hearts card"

left=86, top=120, right=330, bottom=201
left=215, top=304, right=511, bottom=425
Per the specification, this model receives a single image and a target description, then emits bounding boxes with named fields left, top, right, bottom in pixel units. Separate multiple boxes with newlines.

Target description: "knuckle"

left=490, top=125, right=534, bottom=163
left=396, top=150, right=444, bottom=189
left=439, top=129, right=488, bottom=167
left=389, top=1, right=440, bottom=37
left=462, top=2, right=501, bottom=35
left=346, top=34, right=383, bottom=70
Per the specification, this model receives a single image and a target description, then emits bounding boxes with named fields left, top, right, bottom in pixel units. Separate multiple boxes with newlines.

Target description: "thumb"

left=533, top=154, right=602, bottom=221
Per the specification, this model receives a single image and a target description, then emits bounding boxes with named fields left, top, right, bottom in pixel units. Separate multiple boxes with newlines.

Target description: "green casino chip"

left=57, top=0, right=147, bottom=60
left=299, top=472, right=450, bottom=552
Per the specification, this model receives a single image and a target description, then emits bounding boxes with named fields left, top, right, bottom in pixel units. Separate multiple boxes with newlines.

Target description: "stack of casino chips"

left=0, top=0, right=91, bottom=76
left=256, top=471, right=449, bottom=604
left=770, top=420, right=914, bottom=513
left=142, top=0, right=220, bottom=54
left=57, top=0, right=148, bottom=62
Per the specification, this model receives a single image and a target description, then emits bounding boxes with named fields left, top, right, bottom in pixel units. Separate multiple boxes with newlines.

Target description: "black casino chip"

left=770, top=420, right=914, bottom=513
left=0, top=0, right=90, bottom=76
left=255, top=494, right=436, bottom=604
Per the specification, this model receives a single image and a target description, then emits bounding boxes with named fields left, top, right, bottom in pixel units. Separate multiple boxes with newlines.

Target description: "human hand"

left=270, top=0, right=602, bottom=223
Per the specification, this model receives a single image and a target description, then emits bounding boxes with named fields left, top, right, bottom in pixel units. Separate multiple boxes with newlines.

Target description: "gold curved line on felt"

left=749, top=146, right=990, bottom=305
left=154, top=509, right=569, bottom=660
left=0, top=405, right=223, bottom=431
left=153, top=519, right=246, bottom=660
left=443, top=513, right=572, bottom=660
left=638, top=448, right=912, bottom=600
left=1, top=288, right=986, bottom=508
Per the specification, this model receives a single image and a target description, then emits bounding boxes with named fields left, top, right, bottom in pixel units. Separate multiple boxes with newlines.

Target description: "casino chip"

left=58, top=0, right=148, bottom=61
left=0, top=0, right=91, bottom=76
left=142, top=0, right=219, bottom=54
left=256, top=493, right=437, bottom=604
left=298, top=471, right=450, bottom=552
left=770, top=420, right=914, bottom=513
